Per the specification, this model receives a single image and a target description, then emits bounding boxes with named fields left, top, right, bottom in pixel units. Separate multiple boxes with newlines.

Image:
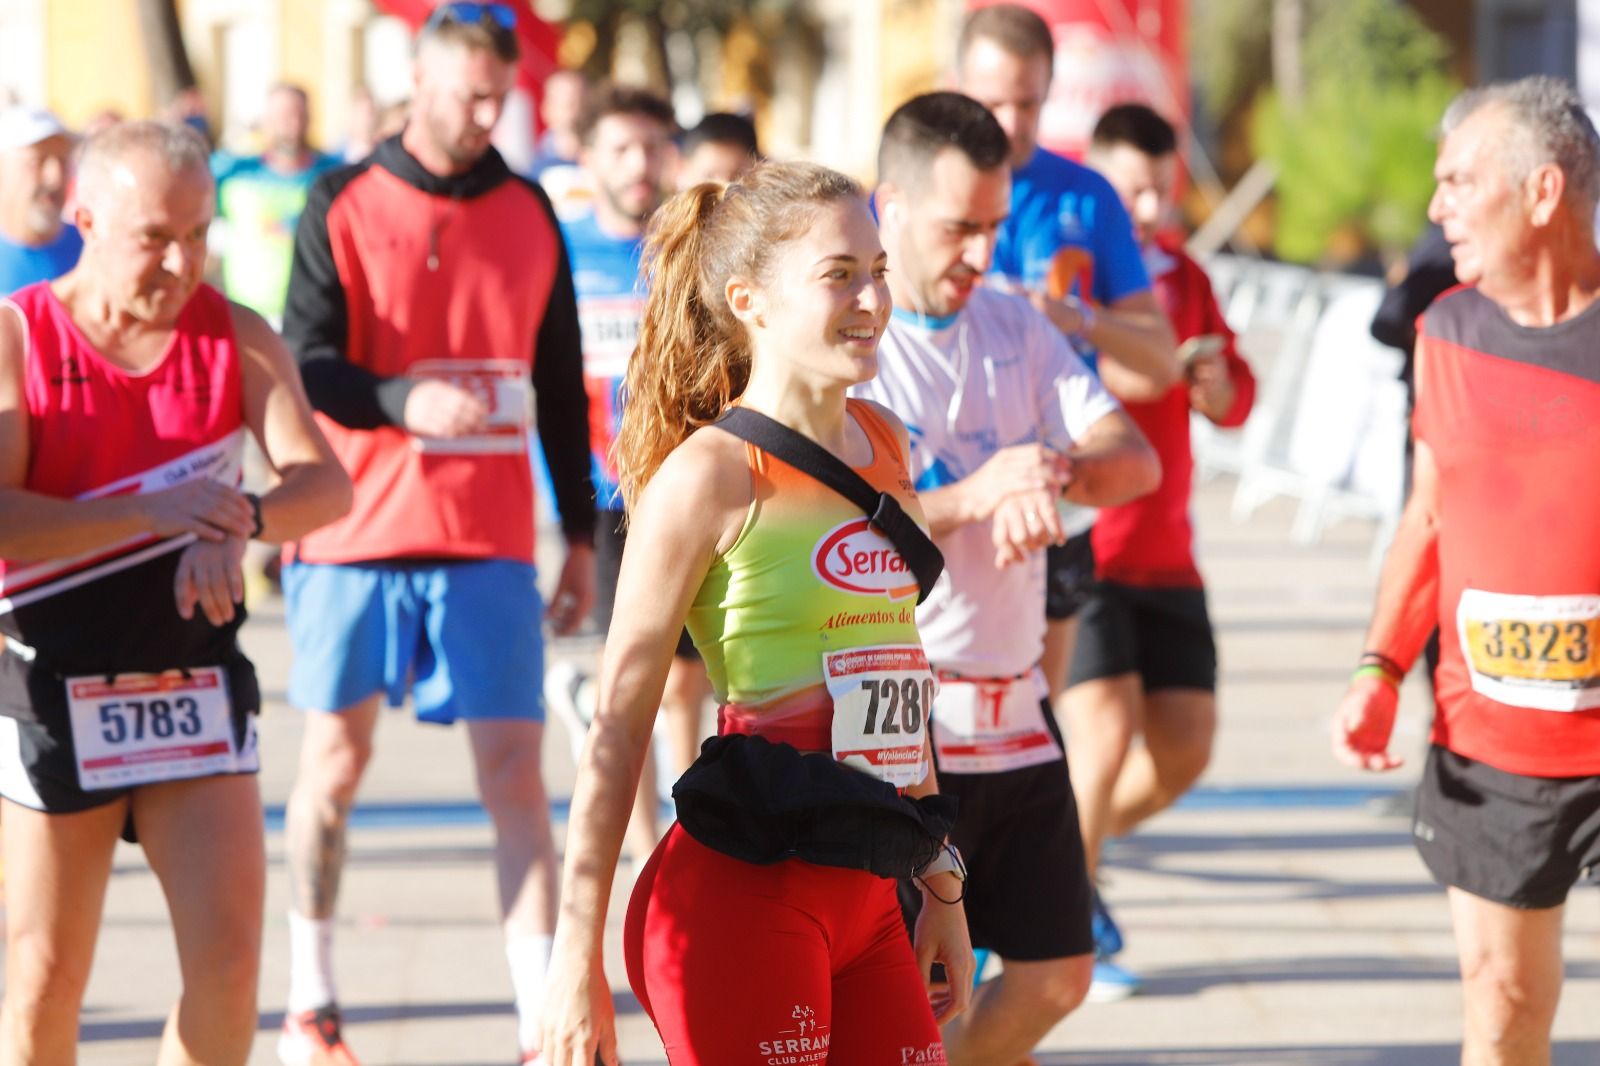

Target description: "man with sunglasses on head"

left=277, top=5, right=595, bottom=1064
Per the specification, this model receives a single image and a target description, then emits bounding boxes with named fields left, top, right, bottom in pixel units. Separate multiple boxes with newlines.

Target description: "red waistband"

left=718, top=686, right=832, bottom=754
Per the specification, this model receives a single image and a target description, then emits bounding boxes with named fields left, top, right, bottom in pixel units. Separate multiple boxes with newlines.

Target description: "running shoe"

left=1090, top=887, right=1124, bottom=958
left=543, top=660, right=595, bottom=762
left=1086, top=957, right=1142, bottom=1003
left=971, top=946, right=992, bottom=988
left=277, top=1005, right=361, bottom=1066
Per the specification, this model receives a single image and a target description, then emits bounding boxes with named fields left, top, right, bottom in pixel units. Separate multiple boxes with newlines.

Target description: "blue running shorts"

left=284, top=559, right=545, bottom=724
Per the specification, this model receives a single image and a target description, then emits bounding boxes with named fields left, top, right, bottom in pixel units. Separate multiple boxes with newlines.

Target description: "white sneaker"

left=543, top=660, right=592, bottom=763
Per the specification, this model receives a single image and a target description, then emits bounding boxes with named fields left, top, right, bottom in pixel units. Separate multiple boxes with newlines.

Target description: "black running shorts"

left=0, top=656, right=260, bottom=839
left=905, top=700, right=1094, bottom=961
left=593, top=507, right=699, bottom=660
left=1414, top=744, right=1600, bottom=909
left=1044, top=531, right=1096, bottom=621
left=1068, top=581, right=1217, bottom=692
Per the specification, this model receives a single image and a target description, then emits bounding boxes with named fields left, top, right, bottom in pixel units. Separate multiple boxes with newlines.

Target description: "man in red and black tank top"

left=275, top=9, right=597, bottom=1064
left=1334, top=76, right=1600, bottom=1063
left=0, top=121, right=349, bottom=1065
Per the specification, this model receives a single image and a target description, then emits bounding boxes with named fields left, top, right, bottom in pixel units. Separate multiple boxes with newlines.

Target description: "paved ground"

left=33, top=477, right=1600, bottom=1064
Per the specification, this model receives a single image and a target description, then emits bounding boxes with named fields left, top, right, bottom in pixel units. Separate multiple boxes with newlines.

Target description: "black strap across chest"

left=713, top=406, right=944, bottom=605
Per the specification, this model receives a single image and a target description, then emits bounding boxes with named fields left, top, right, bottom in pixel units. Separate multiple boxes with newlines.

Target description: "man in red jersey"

left=0, top=120, right=350, bottom=1066
left=276, top=5, right=596, bottom=1064
left=1059, top=103, right=1256, bottom=998
left=1335, top=75, right=1600, bottom=1065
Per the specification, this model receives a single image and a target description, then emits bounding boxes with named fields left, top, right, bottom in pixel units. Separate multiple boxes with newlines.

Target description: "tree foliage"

left=563, top=0, right=807, bottom=93
left=1250, top=0, right=1459, bottom=263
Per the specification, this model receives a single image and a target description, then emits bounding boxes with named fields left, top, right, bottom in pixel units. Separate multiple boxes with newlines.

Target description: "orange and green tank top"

left=686, top=399, right=929, bottom=717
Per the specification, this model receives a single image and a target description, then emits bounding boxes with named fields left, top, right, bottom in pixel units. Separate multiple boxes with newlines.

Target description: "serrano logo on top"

left=812, top=518, right=919, bottom=601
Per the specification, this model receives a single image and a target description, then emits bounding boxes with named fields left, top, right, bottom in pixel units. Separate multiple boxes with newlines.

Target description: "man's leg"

left=1106, top=688, right=1216, bottom=837
left=1448, top=888, right=1564, bottom=1066
left=660, top=653, right=712, bottom=778
left=1041, top=532, right=1096, bottom=704
left=940, top=955, right=1092, bottom=1065
left=1062, top=674, right=1142, bottom=876
left=466, top=718, right=558, bottom=1054
left=282, top=697, right=380, bottom=1016
left=0, top=798, right=123, bottom=1065
left=1040, top=616, right=1079, bottom=706
left=935, top=743, right=1095, bottom=1064
left=136, top=774, right=266, bottom=1066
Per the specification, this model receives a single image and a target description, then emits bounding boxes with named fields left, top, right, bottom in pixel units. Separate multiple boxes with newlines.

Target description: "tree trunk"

left=136, top=0, right=197, bottom=107
left=1272, top=0, right=1303, bottom=110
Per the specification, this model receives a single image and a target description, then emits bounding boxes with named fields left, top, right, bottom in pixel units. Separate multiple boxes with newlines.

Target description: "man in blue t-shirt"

left=549, top=84, right=705, bottom=866
left=0, top=107, right=81, bottom=294
left=956, top=2, right=1179, bottom=1002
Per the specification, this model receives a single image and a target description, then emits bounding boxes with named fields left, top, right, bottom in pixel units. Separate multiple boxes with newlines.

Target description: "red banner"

left=969, top=0, right=1189, bottom=160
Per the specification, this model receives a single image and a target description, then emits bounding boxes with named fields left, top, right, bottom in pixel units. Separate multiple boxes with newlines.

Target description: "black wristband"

left=244, top=493, right=264, bottom=539
left=1359, top=650, right=1405, bottom=679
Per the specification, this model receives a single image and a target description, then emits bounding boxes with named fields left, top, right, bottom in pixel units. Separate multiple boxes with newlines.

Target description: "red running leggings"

left=624, top=825, right=947, bottom=1065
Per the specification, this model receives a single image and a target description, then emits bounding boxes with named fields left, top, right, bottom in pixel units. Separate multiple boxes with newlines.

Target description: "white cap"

left=0, top=106, right=70, bottom=152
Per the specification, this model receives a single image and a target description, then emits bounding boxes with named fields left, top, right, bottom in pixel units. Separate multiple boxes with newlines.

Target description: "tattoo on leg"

left=287, top=796, right=350, bottom=919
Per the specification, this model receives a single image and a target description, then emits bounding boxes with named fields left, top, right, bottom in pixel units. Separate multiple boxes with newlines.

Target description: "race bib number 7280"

left=825, top=645, right=933, bottom=788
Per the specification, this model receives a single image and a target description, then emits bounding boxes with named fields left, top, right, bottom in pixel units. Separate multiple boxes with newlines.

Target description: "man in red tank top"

left=275, top=8, right=597, bottom=1064
left=0, top=121, right=349, bottom=1065
left=1334, top=76, right=1600, bottom=1063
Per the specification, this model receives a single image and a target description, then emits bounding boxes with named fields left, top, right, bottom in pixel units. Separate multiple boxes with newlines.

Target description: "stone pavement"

left=37, top=478, right=1600, bottom=1064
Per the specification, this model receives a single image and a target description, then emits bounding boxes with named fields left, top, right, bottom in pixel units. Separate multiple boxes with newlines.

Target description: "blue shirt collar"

left=890, top=306, right=960, bottom=331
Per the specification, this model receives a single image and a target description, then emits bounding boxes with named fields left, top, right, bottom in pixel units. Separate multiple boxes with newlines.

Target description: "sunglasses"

left=425, top=2, right=518, bottom=32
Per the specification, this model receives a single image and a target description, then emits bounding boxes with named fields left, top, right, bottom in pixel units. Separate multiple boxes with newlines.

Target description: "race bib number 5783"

left=825, top=645, right=933, bottom=788
left=66, top=668, right=242, bottom=791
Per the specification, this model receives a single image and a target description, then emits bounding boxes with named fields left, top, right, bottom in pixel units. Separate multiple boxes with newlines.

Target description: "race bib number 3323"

left=1457, top=589, right=1600, bottom=712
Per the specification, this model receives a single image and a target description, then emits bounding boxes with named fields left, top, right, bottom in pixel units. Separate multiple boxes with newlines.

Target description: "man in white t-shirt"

left=855, top=91, right=1158, bottom=1066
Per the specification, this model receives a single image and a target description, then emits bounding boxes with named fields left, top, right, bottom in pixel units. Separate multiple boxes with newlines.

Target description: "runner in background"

left=954, top=3, right=1178, bottom=767
left=0, top=119, right=349, bottom=1066
left=0, top=106, right=81, bottom=293
left=861, top=92, right=1158, bottom=1064
left=1067, top=103, right=1256, bottom=999
left=676, top=112, right=760, bottom=189
left=542, top=83, right=687, bottom=862
left=276, top=6, right=595, bottom=1063
left=533, top=70, right=595, bottom=220
left=211, top=84, right=340, bottom=329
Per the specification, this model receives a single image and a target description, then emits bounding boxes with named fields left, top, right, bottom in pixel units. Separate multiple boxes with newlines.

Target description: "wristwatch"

left=1062, top=294, right=1097, bottom=338
left=919, top=843, right=967, bottom=882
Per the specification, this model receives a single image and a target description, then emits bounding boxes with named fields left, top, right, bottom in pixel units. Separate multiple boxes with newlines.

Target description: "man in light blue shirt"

left=0, top=106, right=81, bottom=294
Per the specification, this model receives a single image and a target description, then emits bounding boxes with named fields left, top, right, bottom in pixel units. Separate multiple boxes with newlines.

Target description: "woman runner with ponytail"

left=539, top=162, right=973, bottom=1065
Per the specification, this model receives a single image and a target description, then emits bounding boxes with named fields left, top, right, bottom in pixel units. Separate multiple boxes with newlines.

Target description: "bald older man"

left=0, top=120, right=350, bottom=1065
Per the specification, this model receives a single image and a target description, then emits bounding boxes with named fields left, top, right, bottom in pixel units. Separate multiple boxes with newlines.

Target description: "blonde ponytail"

left=614, top=161, right=862, bottom=512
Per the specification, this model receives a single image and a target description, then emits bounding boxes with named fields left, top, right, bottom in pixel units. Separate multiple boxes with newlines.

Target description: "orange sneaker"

left=278, top=1005, right=361, bottom=1066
